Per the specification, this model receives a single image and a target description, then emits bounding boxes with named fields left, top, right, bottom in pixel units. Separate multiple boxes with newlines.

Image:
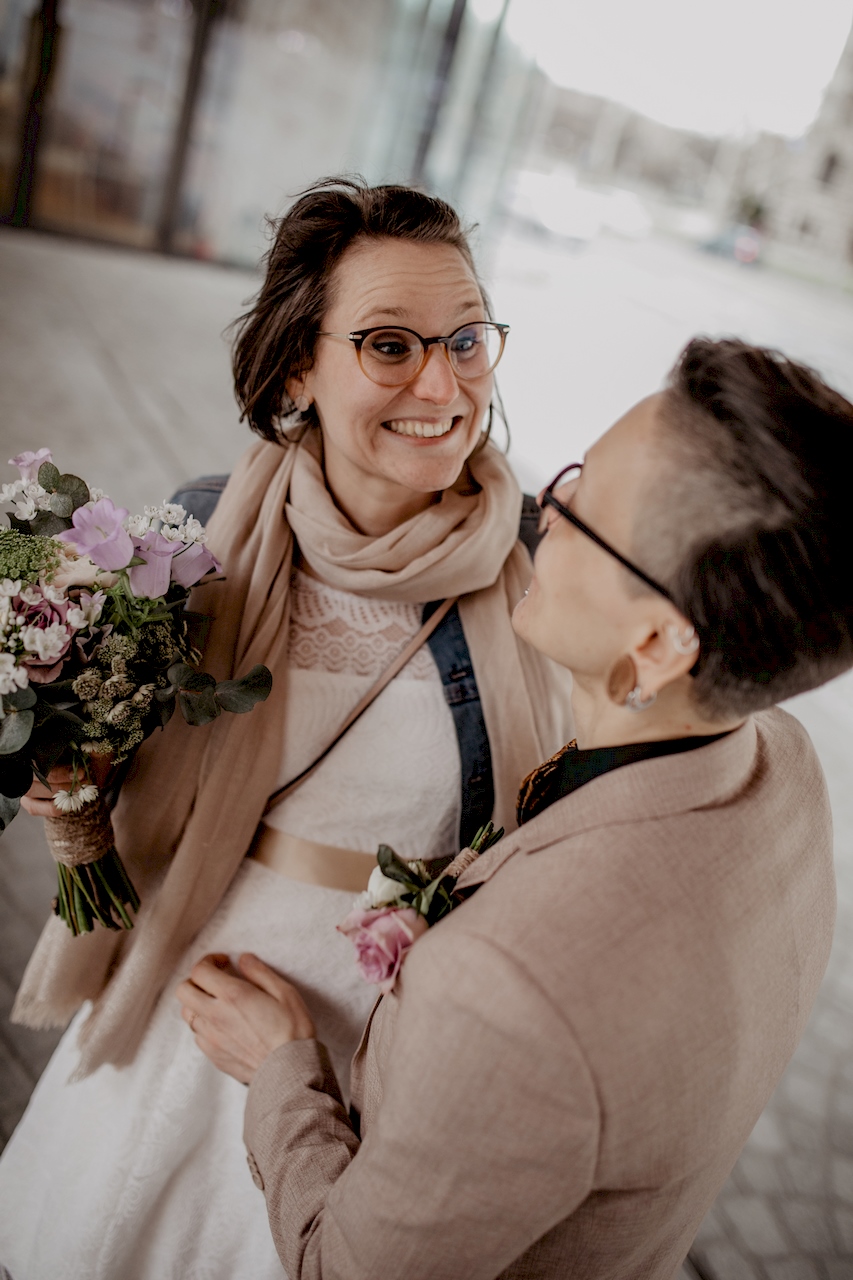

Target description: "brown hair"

left=647, top=338, right=853, bottom=716
left=231, top=175, right=490, bottom=442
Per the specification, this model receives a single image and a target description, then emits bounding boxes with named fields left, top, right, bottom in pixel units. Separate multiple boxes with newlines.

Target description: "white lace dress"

left=0, top=571, right=461, bottom=1280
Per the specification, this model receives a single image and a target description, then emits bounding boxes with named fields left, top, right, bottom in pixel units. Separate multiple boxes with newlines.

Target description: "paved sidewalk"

left=1, top=227, right=852, bottom=1279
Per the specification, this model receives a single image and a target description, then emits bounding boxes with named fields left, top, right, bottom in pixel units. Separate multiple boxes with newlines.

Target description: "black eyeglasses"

left=319, top=322, right=509, bottom=387
left=540, top=464, right=675, bottom=602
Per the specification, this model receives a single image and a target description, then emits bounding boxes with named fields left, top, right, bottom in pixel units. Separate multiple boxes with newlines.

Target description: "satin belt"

left=247, top=825, right=375, bottom=893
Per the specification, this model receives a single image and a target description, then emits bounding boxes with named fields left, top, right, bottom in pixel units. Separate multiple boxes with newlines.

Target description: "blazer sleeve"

left=244, top=930, right=600, bottom=1280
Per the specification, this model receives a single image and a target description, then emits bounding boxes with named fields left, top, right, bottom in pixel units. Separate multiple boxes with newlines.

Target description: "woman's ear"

left=630, top=612, right=700, bottom=698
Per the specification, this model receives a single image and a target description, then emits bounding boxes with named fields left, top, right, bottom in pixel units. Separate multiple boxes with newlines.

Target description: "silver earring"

left=293, top=393, right=311, bottom=414
left=625, top=685, right=657, bottom=712
left=670, top=624, right=700, bottom=656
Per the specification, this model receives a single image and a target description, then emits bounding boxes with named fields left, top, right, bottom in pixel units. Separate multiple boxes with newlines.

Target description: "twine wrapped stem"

left=44, top=799, right=140, bottom=936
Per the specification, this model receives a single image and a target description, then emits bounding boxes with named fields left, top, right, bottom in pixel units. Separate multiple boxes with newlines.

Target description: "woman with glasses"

left=1, top=178, right=572, bottom=1280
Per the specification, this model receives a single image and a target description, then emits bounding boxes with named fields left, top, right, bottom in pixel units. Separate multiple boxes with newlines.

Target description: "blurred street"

left=2, top=223, right=853, bottom=1279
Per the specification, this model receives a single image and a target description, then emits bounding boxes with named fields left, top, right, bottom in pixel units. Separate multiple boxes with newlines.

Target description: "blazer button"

left=246, top=1151, right=264, bottom=1191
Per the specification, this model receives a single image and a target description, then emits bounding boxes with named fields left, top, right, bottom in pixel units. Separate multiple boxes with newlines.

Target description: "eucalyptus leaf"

left=166, top=661, right=195, bottom=688
left=56, top=473, right=90, bottom=510
left=30, top=511, right=71, bottom=537
left=0, top=793, right=20, bottom=833
left=3, top=686, right=37, bottom=711
left=0, top=708, right=34, bottom=755
left=179, top=670, right=216, bottom=693
left=178, top=683, right=220, bottom=726
left=38, top=461, right=61, bottom=490
left=49, top=491, right=74, bottom=518
left=214, top=664, right=273, bottom=713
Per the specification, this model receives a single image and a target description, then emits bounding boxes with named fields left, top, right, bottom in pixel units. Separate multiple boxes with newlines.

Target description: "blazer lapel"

left=456, top=716, right=759, bottom=892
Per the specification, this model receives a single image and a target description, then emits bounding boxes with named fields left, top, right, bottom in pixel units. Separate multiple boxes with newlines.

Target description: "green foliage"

left=0, top=529, right=61, bottom=584
left=156, top=661, right=272, bottom=727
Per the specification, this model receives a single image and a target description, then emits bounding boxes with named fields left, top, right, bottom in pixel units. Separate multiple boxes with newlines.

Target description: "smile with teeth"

left=384, top=417, right=457, bottom=439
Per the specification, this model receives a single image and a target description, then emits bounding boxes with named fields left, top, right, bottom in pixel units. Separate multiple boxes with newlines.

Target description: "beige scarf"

left=13, top=430, right=572, bottom=1076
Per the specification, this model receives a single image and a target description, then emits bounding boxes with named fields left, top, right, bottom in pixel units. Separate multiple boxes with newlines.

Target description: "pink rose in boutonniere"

left=338, top=822, right=503, bottom=995
left=338, top=906, right=428, bottom=994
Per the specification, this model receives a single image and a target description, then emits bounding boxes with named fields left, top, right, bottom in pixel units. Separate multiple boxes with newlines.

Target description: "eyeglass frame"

left=318, top=322, right=510, bottom=387
left=540, top=463, right=676, bottom=604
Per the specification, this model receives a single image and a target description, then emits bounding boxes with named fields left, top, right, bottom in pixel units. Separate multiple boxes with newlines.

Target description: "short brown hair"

left=231, top=176, right=487, bottom=442
left=646, top=338, right=853, bottom=716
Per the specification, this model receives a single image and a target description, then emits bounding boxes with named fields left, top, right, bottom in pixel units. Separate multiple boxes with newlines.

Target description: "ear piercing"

left=293, top=393, right=312, bottom=413
left=625, top=685, right=657, bottom=712
left=670, top=624, right=700, bottom=656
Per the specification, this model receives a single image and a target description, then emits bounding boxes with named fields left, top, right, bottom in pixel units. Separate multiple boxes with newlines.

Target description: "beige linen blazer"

left=244, top=708, right=836, bottom=1280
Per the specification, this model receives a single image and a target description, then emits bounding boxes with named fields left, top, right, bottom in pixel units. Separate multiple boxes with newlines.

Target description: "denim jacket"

left=171, top=477, right=542, bottom=847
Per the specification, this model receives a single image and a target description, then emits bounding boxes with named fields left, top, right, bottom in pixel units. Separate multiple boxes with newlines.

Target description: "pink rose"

left=338, top=906, right=428, bottom=994
left=14, top=589, right=74, bottom=683
left=49, top=543, right=118, bottom=590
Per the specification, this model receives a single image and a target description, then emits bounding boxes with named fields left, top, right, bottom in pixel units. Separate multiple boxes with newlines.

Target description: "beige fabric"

left=12, top=429, right=572, bottom=1077
left=248, top=828, right=375, bottom=892
left=244, top=708, right=836, bottom=1280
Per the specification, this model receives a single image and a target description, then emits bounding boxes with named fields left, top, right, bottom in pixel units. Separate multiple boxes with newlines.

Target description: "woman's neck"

left=571, top=675, right=744, bottom=750
left=323, top=454, right=439, bottom=538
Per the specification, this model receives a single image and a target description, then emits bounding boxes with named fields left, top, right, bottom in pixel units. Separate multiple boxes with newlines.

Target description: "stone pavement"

left=1, top=226, right=853, bottom=1279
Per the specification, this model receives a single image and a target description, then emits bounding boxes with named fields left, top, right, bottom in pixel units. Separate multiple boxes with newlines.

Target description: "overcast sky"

left=476, top=0, right=853, bottom=138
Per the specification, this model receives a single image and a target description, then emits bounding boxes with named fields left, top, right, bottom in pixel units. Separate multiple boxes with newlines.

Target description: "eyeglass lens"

left=359, top=323, right=504, bottom=386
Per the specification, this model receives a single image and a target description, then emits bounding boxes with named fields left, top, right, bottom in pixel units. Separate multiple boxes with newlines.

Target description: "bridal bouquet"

left=338, top=822, right=503, bottom=994
left=0, top=449, right=272, bottom=935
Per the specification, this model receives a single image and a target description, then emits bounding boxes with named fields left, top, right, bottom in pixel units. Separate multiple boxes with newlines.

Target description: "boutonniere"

left=338, top=823, right=503, bottom=994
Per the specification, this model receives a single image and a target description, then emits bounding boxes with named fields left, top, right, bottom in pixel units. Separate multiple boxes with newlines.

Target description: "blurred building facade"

left=725, top=20, right=853, bottom=269
left=0, top=0, right=539, bottom=265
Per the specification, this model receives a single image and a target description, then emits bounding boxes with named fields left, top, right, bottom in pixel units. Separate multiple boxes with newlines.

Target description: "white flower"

left=77, top=590, right=105, bottom=625
left=143, top=504, right=162, bottom=520
left=88, top=487, right=104, bottom=503
left=0, top=654, right=28, bottom=696
left=0, top=481, right=24, bottom=503
left=53, top=790, right=85, bottom=814
left=0, top=579, right=22, bottom=597
left=178, top=517, right=206, bottom=544
left=40, top=583, right=66, bottom=604
left=124, top=513, right=150, bottom=537
left=159, top=524, right=183, bottom=542
left=77, top=784, right=99, bottom=804
left=65, top=605, right=87, bottom=630
left=159, top=502, right=186, bottom=526
left=362, top=865, right=405, bottom=910
left=20, top=621, right=69, bottom=662
left=18, top=585, right=43, bottom=605
left=14, top=498, right=36, bottom=521
left=37, top=491, right=53, bottom=511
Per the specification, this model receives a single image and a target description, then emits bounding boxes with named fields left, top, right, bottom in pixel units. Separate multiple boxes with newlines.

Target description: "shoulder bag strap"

left=262, top=594, right=459, bottom=818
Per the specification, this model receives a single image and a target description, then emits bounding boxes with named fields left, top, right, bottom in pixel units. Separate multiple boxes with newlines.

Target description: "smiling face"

left=291, top=237, right=493, bottom=517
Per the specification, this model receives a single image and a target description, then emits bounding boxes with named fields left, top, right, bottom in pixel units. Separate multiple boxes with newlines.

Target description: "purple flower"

left=170, top=541, right=222, bottom=588
left=9, top=448, right=52, bottom=483
left=56, top=498, right=134, bottom=571
left=128, top=530, right=181, bottom=599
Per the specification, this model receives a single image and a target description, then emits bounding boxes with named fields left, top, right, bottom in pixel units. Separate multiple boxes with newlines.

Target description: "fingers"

left=237, top=952, right=293, bottom=1000
left=21, top=795, right=60, bottom=817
